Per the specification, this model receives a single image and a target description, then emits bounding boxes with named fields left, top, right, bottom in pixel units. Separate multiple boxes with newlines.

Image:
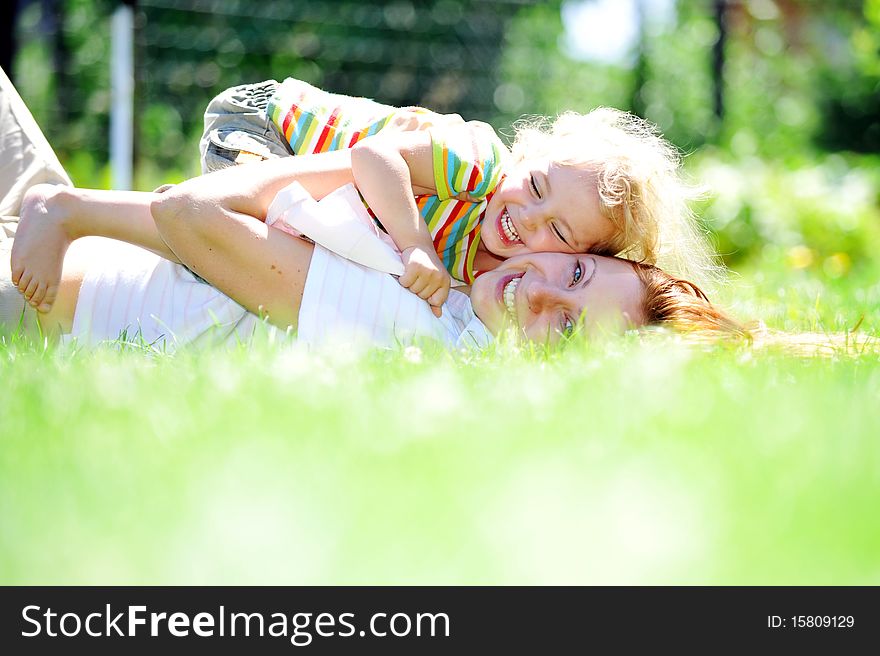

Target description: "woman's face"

left=469, top=252, right=646, bottom=343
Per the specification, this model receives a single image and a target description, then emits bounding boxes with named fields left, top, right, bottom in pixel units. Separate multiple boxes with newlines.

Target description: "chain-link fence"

left=12, top=0, right=539, bottom=184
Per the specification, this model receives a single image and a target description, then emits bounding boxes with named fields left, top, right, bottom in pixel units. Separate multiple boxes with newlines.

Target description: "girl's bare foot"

left=10, top=184, right=75, bottom=313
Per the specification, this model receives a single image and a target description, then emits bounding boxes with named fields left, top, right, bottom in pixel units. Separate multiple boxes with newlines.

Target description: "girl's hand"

left=399, top=245, right=450, bottom=317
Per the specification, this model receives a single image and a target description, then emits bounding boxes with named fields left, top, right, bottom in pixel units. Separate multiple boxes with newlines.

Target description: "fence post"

left=111, top=0, right=135, bottom=190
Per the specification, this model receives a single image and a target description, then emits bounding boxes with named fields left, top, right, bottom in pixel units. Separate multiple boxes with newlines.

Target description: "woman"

left=4, top=173, right=742, bottom=350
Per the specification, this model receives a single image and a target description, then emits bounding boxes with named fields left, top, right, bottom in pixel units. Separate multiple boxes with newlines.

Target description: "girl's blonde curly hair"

left=510, top=108, right=721, bottom=289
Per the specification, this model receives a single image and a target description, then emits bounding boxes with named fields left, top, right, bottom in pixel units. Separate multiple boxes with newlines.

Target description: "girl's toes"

left=17, top=272, right=33, bottom=296
left=30, top=283, right=47, bottom=307
left=10, top=264, right=22, bottom=286
left=23, top=277, right=40, bottom=302
left=39, top=287, right=57, bottom=313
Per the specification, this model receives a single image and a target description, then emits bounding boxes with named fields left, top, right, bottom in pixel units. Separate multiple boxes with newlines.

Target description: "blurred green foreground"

left=2, top=323, right=879, bottom=585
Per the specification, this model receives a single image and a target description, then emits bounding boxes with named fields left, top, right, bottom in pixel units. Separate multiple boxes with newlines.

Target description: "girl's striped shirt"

left=267, top=78, right=509, bottom=283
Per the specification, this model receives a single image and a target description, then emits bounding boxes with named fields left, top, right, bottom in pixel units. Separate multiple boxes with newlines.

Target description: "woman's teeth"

left=503, top=276, right=520, bottom=318
left=501, top=209, right=521, bottom=243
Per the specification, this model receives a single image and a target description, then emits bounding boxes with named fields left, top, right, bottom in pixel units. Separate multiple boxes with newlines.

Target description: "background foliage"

left=13, top=0, right=880, bottom=295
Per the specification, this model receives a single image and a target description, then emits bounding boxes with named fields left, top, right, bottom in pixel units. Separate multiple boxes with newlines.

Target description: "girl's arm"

left=351, top=130, right=449, bottom=314
left=351, top=130, right=435, bottom=252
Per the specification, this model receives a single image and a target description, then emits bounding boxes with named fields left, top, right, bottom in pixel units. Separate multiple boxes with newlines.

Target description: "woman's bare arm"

left=151, top=151, right=356, bottom=327
left=153, top=196, right=312, bottom=328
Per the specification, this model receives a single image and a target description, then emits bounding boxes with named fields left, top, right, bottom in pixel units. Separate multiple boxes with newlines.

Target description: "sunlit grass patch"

left=2, top=314, right=879, bottom=584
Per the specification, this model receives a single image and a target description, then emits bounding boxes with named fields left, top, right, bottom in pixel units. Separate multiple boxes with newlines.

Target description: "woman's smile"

left=502, top=272, right=523, bottom=320
left=495, top=270, right=524, bottom=321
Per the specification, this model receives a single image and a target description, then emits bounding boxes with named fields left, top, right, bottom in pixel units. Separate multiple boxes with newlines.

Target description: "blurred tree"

left=632, top=0, right=648, bottom=118
left=711, top=0, right=878, bottom=160
left=711, top=0, right=727, bottom=120
left=816, top=0, right=880, bottom=153
left=14, top=0, right=115, bottom=182
left=49, top=0, right=70, bottom=124
left=493, top=0, right=632, bottom=136
left=2, top=2, right=21, bottom=80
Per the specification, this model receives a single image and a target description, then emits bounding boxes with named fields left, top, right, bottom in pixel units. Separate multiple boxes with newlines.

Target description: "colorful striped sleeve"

left=417, top=195, right=486, bottom=284
left=267, top=78, right=401, bottom=156
left=430, top=121, right=509, bottom=202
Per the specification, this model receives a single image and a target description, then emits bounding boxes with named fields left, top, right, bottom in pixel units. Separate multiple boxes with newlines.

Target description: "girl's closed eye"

left=553, top=222, right=571, bottom=248
left=530, top=174, right=542, bottom=199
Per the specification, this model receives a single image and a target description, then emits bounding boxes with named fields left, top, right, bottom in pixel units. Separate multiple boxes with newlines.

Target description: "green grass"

left=2, top=264, right=879, bottom=585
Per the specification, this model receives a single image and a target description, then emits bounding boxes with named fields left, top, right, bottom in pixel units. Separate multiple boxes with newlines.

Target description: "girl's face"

left=469, top=251, right=645, bottom=343
left=481, top=158, right=617, bottom=258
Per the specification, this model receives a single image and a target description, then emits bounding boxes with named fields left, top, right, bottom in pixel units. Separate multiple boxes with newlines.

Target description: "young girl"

left=13, top=78, right=717, bottom=315
left=199, top=79, right=717, bottom=315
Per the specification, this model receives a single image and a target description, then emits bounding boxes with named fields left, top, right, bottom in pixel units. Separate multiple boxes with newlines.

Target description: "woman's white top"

left=66, top=244, right=490, bottom=351
left=67, top=181, right=491, bottom=351
left=298, top=243, right=489, bottom=349
left=67, top=239, right=266, bottom=350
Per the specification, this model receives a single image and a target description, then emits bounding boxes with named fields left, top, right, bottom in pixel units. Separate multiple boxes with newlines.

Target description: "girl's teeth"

left=501, top=209, right=520, bottom=243
left=503, top=276, right=520, bottom=317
